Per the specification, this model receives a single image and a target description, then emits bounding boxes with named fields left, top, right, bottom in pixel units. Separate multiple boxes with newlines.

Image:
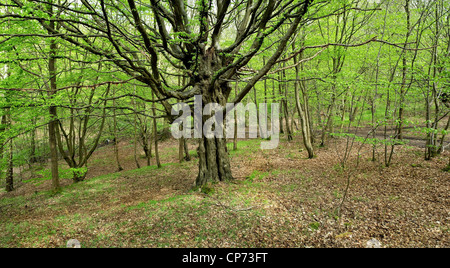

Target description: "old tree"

left=2, top=0, right=318, bottom=186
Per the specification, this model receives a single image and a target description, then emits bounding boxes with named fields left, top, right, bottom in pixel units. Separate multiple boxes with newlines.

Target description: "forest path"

left=344, top=125, right=450, bottom=149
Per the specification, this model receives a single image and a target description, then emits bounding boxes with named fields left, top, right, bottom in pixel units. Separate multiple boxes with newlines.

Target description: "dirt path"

left=343, top=126, right=449, bottom=149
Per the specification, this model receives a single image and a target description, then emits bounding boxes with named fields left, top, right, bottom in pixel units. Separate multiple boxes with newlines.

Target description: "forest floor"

left=0, top=130, right=449, bottom=248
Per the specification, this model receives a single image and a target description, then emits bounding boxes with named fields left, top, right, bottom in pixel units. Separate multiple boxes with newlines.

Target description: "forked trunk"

left=191, top=49, right=235, bottom=187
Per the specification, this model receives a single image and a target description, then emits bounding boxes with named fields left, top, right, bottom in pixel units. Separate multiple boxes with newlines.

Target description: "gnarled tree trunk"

left=196, top=136, right=233, bottom=186
left=193, top=64, right=234, bottom=186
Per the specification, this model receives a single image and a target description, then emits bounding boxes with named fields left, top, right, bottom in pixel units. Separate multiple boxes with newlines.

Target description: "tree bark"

left=278, top=68, right=285, bottom=135
left=283, top=67, right=293, bottom=141
left=4, top=107, right=13, bottom=192
left=133, top=92, right=141, bottom=169
left=178, top=76, right=188, bottom=163
left=438, top=115, right=450, bottom=154
left=183, top=138, right=191, bottom=161
left=112, top=87, right=123, bottom=171
left=0, top=115, right=5, bottom=186
left=195, top=78, right=235, bottom=186
left=196, top=136, right=233, bottom=187
left=294, top=52, right=314, bottom=158
left=320, top=94, right=336, bottom=147
left=254, top=86, right=260, bottom=137
left=5, top=137, right=13, bottom=192
left=30, top=117, right=37, bottom=164
left=398, top=0, right=411, bottom=140
left=47, top=3, right=60, bottom=191
left=152, top=92, right=162, bottom=168
left=233, top=82, right=238, bottom=151
left=179, top=134, right=185, bottom=163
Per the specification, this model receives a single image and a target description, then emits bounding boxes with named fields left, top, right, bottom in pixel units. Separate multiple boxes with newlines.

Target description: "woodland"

left=0, top=0, right=449, bottom=248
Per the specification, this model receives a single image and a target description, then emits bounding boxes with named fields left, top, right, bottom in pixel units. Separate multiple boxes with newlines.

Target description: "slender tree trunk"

left=283, top=68, right=293, bottom=141
left=320, top=94, right=336, bottom=147
left=264, top=56, right=268, bottom=105
left=233, top=82, right=238, bottom=151
left=290, top=110, right=296, bottom=132
left=112, top=87, right=123, bottom=171
left=143, top=130, right=151, bottom=166
left=2, top=66, right=14, bottom=192
left=178, top=75, right=185, bottom=163
left=278, top=69, right=285, bottom=134
left=425, top=90, right=432, bottom=160
left=5, top=136, right=13, bottom=192
left=183, top=138, right=191, bottom=161
left=152, top=92, right=161, bottom=168
left=305, top=85, right=315, bottom=145
left=47, top=4, right=60, bottom=191
left=30, top=117, right=37, bottom=164
left=0, top=115, right=5, bottom=184
left=112, top=114, right=123, bottom=171
left=384, top=88, right=397, bottom=167
left=321, top=58, right=339, bottom=147
left=254, top=86, right=262, bottom=138
left=438, top=115, right=450, bottom=154
left=4, top=105, right=13, bottom=192
left=294, top=51, right=314, bottom=158
left=133, top=95, right=141, bottom=169
left=384, top=89, right=390, bottom=166
left=149, top=126, right=153, bottom=158
left=179, top=134, right=185, bottom=163
left=398, top=0, right=411, bottom=140
left=371, top=3, right=390, bottom=161
left=340, top=91, right=348, bottom=133
left=426, top=1, right=442, bottom=160
left=425, top=46, right=437, bottom=159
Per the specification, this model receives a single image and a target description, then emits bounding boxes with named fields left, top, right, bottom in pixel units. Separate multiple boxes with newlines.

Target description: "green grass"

left=227, top=139, right=263, bottom=156
left=0, top=156, right=276, bottom=248
left=127, top=194, right=190, bottom=211
left=23, top=167, right=74, bottom=186
left=245, top=170, right=269, bottom=182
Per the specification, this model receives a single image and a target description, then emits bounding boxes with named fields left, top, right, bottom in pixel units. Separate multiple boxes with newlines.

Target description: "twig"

left=0, top=77, right=138, bottom=92
left=278, top=36, right=435, bottom=64
left=268, top=48, right=327, bottom=75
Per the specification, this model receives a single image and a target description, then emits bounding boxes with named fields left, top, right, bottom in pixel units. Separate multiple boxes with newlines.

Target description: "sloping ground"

left=0, top=135, right=448, bottom=248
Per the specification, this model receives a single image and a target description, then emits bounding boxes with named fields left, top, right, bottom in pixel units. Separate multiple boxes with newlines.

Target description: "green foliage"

left=70, top=167, right=88, bottom=179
